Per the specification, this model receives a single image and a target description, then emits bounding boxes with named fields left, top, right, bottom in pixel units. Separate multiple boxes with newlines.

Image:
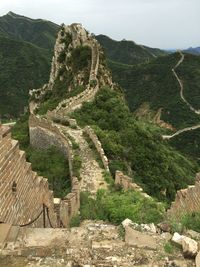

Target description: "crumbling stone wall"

left=167, top=174, right=200, bottom=219
left=0, top=125, right=57, bottom=227
left=115, top=171, right=151, bottom=198
left=84, top=126, right=109, bottom=171
left=29, top=114, right=73, bottom=177
left=28, top=114, right=80, bottom=227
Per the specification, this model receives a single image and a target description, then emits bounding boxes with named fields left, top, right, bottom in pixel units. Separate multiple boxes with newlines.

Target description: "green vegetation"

left=36, top=84, right=85, bottom=115
left=164, top=242, right=176, bottom=254
left=0, top=35, right=52, bottom=119
left=71, top=45, right=91, bottom=74
left=72, top=87, right=198, bottom=201
left=80, top=189, right=165, bottom=225
left=96, top=34, right=167, bottom=65
left=108, top=53, right=200, bottom=129
left=28, top=146, right=70, bottom=198
left=11, top=114, right=71, bottom=198
left=0, top=12, right=59, bottom=118
left=0, top=12, right=59, bottom=50
left=180, top=212, right=200, bottom=233
left=36, top=45, right=91, bottom=115
left=176, top=53, right=200, bottom=110
left=169, top=128, right=200, bottom=161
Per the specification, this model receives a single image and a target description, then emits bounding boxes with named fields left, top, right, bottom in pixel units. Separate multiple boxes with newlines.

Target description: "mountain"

left=0, top=11, right=59, bottom=49
left=96, top=34, right=167, bottom=65
left=108, top=51, right=200, bottom=160
left=109, top=52, right=200, bottom=129
left=184, top=47, right=200, bottom=56
left=0, top=35, right=52, bottom=119
left=0, top=12, right=59, bottom=119
left=26, top=24, right=197, bottom=202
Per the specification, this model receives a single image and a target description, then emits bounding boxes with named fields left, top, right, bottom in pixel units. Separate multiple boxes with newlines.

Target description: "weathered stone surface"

left=172, top=232, right=198, bottom=258
left=122, top=218, right=133, bottom=228
left=182, top=236, right=198, bottom=258
left=124, top=225, right=157, bottom=250
left=195, top=251, right=200, bottom=267
left=172, top=232, right=183, bottom=246
left=161, top=232, right=172, bottom=241
left=157, top=222, right=171, bottom=233
left=185, top=229, right=200, bottom=241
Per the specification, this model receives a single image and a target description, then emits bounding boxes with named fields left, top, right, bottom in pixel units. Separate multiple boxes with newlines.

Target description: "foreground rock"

left=0, top=221, right=196, bottom=267
left=125, top=225, right=157, bottom=250
left=172, top=232, right=198, bottom=258
left=196, top=251, right=200, bottom=267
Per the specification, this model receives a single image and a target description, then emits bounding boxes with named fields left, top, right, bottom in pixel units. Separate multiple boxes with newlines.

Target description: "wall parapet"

left=115, top=171, right=151, bottom=198
left=0, top=125, right=57, bottom=228
left=167, top=174, right=200, bottom=219
left=28, top=114, right=80, bottom=227
left=29, top=114, right=74, bottom=177
left=84, top=126, right=109, bottom=171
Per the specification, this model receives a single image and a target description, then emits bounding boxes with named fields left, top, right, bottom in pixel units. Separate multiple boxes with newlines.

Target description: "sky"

left=0, top=0, right=199, bottom=49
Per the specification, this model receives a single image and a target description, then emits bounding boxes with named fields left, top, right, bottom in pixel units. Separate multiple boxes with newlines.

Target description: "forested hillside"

left=96, top=34, right=167, bottom=65
left=0, top=12, right=59, bottom=119
left=0, top=36, right=52, bottom=119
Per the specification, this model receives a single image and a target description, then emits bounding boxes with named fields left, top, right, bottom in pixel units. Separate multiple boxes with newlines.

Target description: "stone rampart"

left=167, top=174, right=200, bottom=219
left=29, top=114, right=73, bottom=177
left=0, top=125, right=57, bottom=227
left=28, top=115, right=80, bottom=226
left=84, top=126, right=109, bottom=171
left=115, top=171, right=151, bottom=198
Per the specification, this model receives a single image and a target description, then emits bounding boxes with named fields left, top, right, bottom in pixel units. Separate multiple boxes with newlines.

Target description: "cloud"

left=0, top=0, right=199, bottom=49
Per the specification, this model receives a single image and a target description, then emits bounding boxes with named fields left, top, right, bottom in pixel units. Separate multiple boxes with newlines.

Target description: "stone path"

left=58, top=125, right=107, bottom=194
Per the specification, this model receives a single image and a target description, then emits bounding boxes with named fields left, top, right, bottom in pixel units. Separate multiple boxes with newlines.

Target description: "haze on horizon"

left=0, top=0, right=199, bottom=50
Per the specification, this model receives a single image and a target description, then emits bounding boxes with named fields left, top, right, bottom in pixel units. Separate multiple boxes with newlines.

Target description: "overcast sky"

left=0, top=0, right=199, bottom=49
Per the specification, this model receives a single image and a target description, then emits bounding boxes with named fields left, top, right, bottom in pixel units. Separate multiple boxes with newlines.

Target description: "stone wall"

left=29, top=114, right=73, bottom=177
left=28, top=114, right=80, bottom=226
left=84, top=126, right=109, bottom=171
left=167, top=174, right=200, bottom=219
left=0, top=125, right=57, bottom=227
left=115, top=171, right=151, bottom=198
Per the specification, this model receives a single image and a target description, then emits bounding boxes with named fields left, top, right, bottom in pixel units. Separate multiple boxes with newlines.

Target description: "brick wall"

left=28, top=115, right=80, bottom=227
left=84, top=126, right=109, bottom=171
left=167, top=175, right=200, bottom=219
left=0, top=125, right=57, bottom=227
left=115, top=171, right=151, bottom=198
left=29, top=114, right=73, bottom=177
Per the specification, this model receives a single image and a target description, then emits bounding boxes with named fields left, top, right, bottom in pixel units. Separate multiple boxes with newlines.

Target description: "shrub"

left=181, top=212, right=200, bottom=233
left=80, top=189, right=165, bottom=225
left=70, top=215, right=81, bottom=227
left=57, top=51, right=66, bottom=63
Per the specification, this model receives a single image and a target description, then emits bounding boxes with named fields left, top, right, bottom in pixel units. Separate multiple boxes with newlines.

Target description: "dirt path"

left=58, top=125, right=107, bottom=194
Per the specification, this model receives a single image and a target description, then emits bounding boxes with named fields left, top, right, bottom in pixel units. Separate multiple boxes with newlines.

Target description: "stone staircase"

left=58, top=124, right=107, bottom=194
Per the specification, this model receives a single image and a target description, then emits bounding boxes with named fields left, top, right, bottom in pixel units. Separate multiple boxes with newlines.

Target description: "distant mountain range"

left=184, top=47, right=200, bottom=55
